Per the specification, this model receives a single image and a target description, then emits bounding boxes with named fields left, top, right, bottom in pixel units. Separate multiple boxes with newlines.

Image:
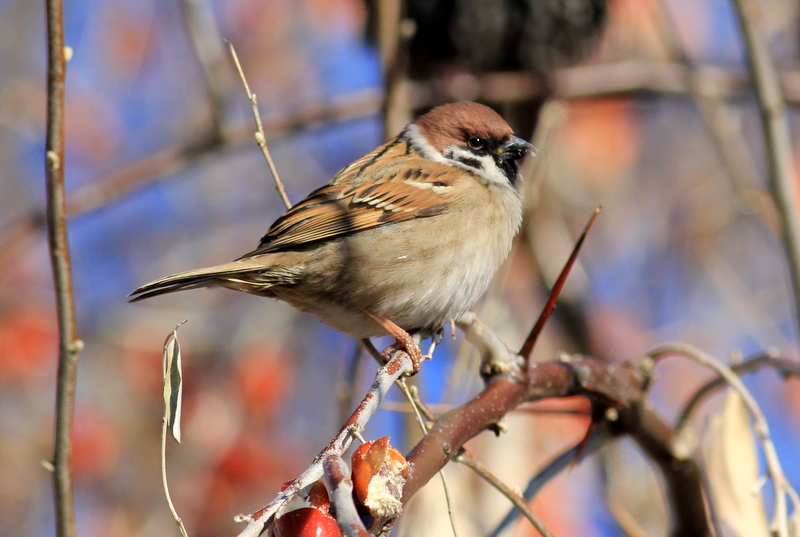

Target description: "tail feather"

left=128, top=261, right=275, bottom=302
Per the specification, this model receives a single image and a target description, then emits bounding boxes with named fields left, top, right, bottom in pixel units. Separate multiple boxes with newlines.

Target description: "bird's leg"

left=365, top=311, right=422, bottom=374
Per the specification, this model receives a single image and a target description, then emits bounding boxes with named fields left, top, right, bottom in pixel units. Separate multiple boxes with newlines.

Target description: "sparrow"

left=130, top=101, right=531, bottom=372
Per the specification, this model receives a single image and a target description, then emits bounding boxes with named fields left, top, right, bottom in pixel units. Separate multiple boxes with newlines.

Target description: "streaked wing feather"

left=239, top=140, right=456, bottom=258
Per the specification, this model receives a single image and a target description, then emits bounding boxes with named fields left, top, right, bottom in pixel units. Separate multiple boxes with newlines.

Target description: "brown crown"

left=413, top=102, right=514, bottom=153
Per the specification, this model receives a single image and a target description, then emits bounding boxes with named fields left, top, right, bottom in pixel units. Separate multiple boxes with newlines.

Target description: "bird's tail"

left=128, top=260, right=281, bottom=302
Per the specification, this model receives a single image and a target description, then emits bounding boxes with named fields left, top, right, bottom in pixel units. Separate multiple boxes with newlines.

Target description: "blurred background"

left=2, top=0, right=800, bottom=535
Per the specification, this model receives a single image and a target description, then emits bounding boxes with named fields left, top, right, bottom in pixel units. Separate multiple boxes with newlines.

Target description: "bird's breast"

left=282, top=180, right=522, bottom=338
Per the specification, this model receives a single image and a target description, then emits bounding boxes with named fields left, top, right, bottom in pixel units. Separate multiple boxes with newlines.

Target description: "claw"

left=366, top=311, right=423, bottom=374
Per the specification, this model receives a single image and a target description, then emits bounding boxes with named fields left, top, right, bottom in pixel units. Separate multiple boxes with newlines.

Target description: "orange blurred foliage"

left=0, top=306, right=57, bottom=383
left=559, top=98, right=639, bottom=191
left=235, top=346, right=292, bottom=418
left=72, top=409, right=122, bottom=479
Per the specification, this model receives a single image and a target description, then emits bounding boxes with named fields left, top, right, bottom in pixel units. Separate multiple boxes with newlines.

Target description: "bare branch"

left=322, top=455, right=371, bottom=537
left=407, top=62, right=800, bottom=105
left=676, top=351, right=800, bottom=430
left=44, top=1, right=81, bottom=536
left=0, top=92, right=381, bottom=277
left=731, top=0, right=800, bottom=336
left=179, top=0, right=228, bottom=140
left=377, top=0, right=412, bottom=139
left=488, top=427, right=612, bottom=537
left=402, top=350, right=650, bottom=502
left=454, top=450, right=554, bottom=537
left=235, top=349, right=413, bottom=537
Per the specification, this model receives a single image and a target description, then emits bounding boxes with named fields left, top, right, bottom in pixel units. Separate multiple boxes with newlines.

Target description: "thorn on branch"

left=519, top=206, right=601, bottom=361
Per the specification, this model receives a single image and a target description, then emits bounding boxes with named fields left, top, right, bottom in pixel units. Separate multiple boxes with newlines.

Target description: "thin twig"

left=649, top=343, right=800, bottom=537
left=436, top=465, right=459, bottom=537
left=377, top=0, right=412, bottom=139
left=676, top=351, right=800, bottom=430
left=161, top=419, right=189, bottom=537
left=44, top=1, right=81, bottom=536
left=649, top=0, right=766, bottom=221
left=225, top=40, right=292, bottom=210
left=455, top=451, right=554, bottom=537
left=487, top=428, right=611, bottom=537
left=395, top=373, right=551, bottom=537
left=731, top=0, right=800, bottom=338
left=402, top=370, right=561, bottom=537
left=393, top=381, right=462, bottom=537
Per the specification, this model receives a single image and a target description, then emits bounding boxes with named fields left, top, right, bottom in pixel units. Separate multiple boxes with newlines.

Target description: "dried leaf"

left=163, top=321, right=186, bottom=443
left=702, top=389, right=768, bottom=537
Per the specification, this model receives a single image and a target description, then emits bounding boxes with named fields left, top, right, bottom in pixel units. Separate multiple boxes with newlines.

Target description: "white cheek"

left=403, top=124, right=448, bottom=163
left=443, top=147, right=510, bottom=188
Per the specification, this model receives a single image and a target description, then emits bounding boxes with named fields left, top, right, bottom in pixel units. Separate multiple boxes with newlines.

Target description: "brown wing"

left=239, top=138, right=458, bottom=258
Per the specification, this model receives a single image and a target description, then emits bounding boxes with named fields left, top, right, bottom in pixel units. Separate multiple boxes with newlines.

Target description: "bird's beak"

left=497, top=135, right=533, bottom=161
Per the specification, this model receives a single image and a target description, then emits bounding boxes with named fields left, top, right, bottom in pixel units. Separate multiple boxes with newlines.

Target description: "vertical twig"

left=44, top=1, right=81, bottom=536
left=650, top=0, right=764, bottom=214
left=359, top=340, right=461, bottom=537
left=161, top=416, right=189, bottom=537
left=731, top=0, right=800, bottom=339
left=179, top=0, right=228, bottom=141
left=377, top=0, right=413, bottom=140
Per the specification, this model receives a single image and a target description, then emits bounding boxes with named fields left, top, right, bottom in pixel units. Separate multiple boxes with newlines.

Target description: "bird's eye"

left=467, top=137, right=487, bottom=152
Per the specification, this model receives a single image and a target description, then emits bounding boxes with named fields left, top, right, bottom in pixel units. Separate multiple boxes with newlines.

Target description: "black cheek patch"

left=455, top=156, right=481, bottom=170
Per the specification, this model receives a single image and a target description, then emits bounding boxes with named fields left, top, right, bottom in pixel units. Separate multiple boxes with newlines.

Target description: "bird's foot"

left=365, top=311, right=423, bottom=375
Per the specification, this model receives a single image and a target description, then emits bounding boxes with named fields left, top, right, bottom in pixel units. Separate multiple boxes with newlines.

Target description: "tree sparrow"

left=130, top=101, right=531, bottom=371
